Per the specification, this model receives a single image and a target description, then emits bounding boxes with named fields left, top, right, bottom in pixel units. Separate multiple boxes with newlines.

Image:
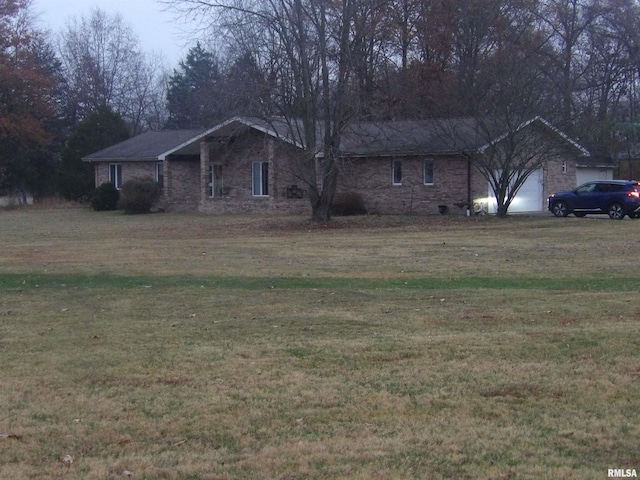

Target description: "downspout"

left=267, top=138, right=274, bottom=204
left=466, top=155, right=472, bottom=217
left=200, top=140, right=210, bottom=211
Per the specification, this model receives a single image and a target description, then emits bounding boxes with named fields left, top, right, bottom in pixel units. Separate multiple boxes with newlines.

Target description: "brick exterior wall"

left=337, top=155, right=487, bottom=215
left=192, top=131, right=311, bottom=215
left=95, top=161, right=158, bottom=187
left=94, top=160, right=166, bottom=208
left=543, top=151, right=579, bottom=202
left=165, top=156, right=200, bottom=211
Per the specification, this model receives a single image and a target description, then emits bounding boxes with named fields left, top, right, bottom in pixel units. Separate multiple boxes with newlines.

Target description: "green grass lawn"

left=0, top=208, right=638, bottom=479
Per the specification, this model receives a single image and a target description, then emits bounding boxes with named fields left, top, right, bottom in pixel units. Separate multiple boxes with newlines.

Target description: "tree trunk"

left=310, top=158, right=339, bottom=221
left=312, top=200, right=332, bottom=221
left=496, top=203, right=509, bottom=218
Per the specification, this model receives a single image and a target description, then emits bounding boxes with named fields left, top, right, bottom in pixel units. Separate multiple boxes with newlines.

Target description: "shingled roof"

left=82, top=118, right=297, bottom=162
left=338, top=118, right=497, bottom=156
left=83, top=116, right=589, bottom=162
left=83, top=129, right=205, bottom=162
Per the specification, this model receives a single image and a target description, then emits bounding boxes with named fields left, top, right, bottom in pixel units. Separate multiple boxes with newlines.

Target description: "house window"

left=156, top=162, right=164, bottom=189
left=209, top=164, right=223, bottom=197
left=392, top=159, right=402, bottom=185
left=562, top=161, right=567, bottom=173
left=252, top=161, right=269, bottom=196
left=423, top=160, right=434, bottom=185
left=109, top=163, right=122, bottom=189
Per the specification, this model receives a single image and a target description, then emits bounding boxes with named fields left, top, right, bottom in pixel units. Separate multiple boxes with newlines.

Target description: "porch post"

left=200, top=140, right=209, bottom=208
left=163, top=157, right=170, bottom=200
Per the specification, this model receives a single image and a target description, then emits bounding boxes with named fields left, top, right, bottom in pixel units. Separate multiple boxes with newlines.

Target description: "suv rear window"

left=576, top=183, right=596, bottom=193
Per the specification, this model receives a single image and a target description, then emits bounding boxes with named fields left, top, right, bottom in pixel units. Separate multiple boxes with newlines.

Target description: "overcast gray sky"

left=33, top=0, right=195, bottom=66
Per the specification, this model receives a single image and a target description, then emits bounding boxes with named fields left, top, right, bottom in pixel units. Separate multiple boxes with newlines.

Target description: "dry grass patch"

left=1, top=207, right=638, bottom=280
left=1, top=208, right=639, bottom=479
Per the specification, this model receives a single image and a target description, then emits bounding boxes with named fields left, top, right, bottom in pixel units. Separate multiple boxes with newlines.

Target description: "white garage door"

left=487, top=169, right=544, bottom=213
left=576, top=168, right=612, bottom=186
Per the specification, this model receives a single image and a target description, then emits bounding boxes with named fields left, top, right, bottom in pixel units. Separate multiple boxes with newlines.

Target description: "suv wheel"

left=551, top=200, right=568, bottom=217
left=608, top=202, right=625, bottom=220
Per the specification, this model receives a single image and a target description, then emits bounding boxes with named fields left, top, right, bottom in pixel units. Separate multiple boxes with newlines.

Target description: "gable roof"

left=83, top=116, right=589, bottom=162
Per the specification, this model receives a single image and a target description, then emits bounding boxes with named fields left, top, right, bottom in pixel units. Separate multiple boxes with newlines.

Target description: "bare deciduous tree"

left=535, top=0, right=603, bottom=132
left=58, top=7, right=166, bottom=133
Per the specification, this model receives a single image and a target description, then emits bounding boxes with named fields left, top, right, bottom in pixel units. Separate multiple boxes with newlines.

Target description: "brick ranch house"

left=82, top=116, right=600, bottom=215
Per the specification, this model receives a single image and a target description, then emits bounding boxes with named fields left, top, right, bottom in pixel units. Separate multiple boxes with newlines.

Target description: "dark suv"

left=548, top=180, right=640, bottom=219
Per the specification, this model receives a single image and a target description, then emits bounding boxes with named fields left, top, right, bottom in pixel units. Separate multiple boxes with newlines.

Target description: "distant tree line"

left=164, top=0, right=640, bottom=153
left=0, top=2, right=166, bottom=201
left=3, top=0, right=640, bottom=208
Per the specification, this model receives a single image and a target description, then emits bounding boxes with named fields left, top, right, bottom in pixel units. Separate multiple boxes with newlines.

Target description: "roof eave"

left=157, top=117, right=305, bottom=160
left=82, top=156, right=161, bottom=163
left=476, top=116, right=590, bottom=156
left=317, top=150, right=463, bottom=159
left=157, top=123, right=229, bottom=160
left=246, top=118, right=306, bottom=149
left=576, top=163, right=616, bottom=168
left=532, top=116, right=590, bottom=156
